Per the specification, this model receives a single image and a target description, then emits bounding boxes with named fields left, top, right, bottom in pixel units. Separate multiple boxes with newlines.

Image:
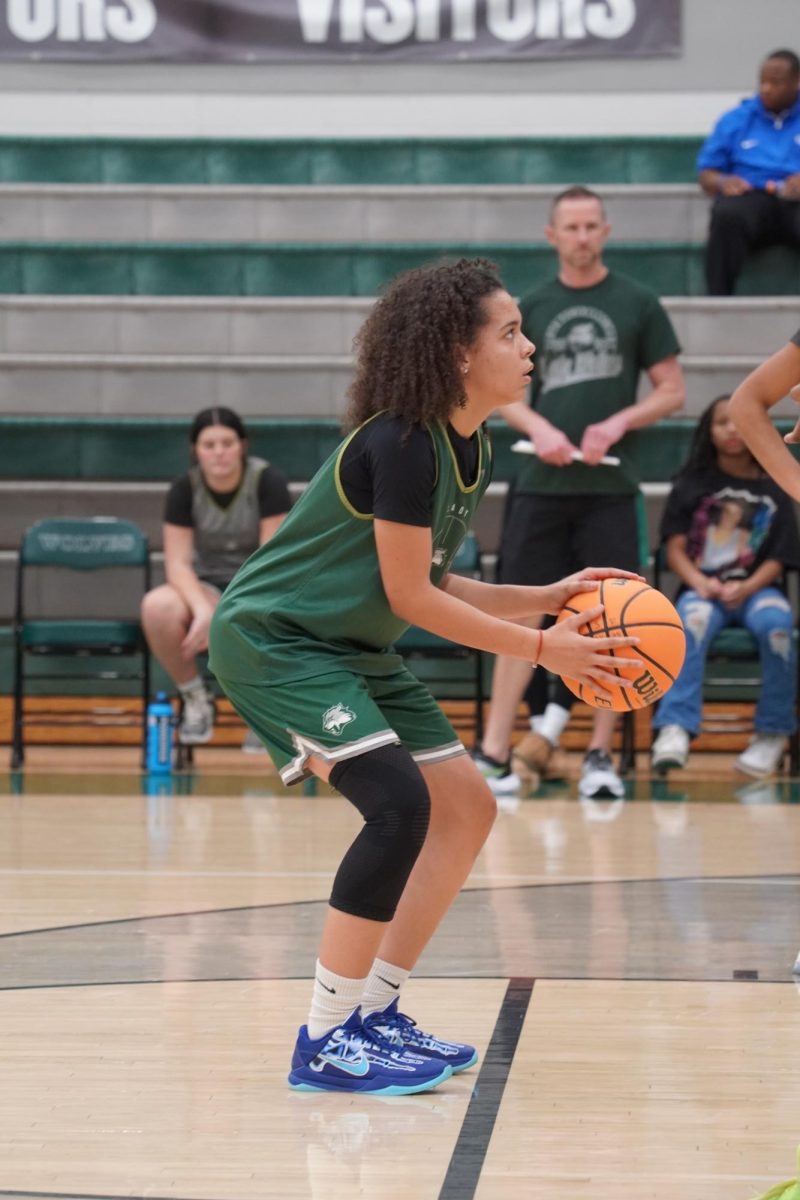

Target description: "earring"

left=461, top=363, right=469, bottom=375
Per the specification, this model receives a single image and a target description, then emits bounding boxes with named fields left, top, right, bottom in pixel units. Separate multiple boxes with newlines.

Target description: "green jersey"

left=208, top=416, right=492, bottom=686
left=516, top=272, right=680, bottom=496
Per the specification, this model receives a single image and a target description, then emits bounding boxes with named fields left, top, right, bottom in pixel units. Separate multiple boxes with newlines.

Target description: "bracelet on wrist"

left=532, top=627, right=544, bottom=665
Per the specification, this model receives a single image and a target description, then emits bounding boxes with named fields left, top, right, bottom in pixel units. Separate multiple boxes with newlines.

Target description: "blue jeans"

left=652, top=586, right=797, bottom=738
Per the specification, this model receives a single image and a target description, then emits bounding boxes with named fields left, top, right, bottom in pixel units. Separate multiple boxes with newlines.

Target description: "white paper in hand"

left=511, top=439, right=621, bottom=467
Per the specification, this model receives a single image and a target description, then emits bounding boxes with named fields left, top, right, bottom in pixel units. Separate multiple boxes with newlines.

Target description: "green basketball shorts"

left=217, top=664, right=465, bottom=785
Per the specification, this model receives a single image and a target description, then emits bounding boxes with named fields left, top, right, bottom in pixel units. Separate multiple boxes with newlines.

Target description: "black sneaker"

left=471, top=747, right=521, bottom=795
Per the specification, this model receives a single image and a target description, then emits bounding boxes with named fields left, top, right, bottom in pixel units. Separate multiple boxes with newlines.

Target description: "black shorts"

left=498, top=493, right=641, bottom=587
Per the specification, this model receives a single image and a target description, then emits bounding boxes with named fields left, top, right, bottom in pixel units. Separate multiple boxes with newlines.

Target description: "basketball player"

left=209, top=258, right=644, bottom=1094
left=728, top=328, right=800, bottom=976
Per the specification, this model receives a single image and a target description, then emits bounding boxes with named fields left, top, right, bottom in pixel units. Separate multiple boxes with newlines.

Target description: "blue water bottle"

left=146, top=691, right=174, bottom=774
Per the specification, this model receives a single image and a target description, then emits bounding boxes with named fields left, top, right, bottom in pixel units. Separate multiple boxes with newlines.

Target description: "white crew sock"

left=307, top=959, right=368, bottom=1040
left=360, top=958, right=411, bottom=1017
left=178, top=676, right=207, bottom=698
left=530, top=703, right=571, bottom=747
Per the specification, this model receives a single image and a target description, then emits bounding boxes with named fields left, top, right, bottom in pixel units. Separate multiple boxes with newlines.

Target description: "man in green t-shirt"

left=474, top=186, right=686, bottom=800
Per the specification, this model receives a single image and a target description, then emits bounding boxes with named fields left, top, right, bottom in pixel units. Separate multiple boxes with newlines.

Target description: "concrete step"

left=0, top=183, right=711, bottom=244
left=0, top=352, right=351, bottom=418
left=2, top=295, right=797, bottom=359
left=0, top=295, right=369, bottom=357
left=663, top=297, right=800, bottom=356
left=0, top=351, right=796, bottom=419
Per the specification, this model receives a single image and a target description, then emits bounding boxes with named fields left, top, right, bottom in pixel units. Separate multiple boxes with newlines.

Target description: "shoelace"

left=363, top=1008, right=423, bottom=1046
left=357, top=1016, right=407, bottom=1055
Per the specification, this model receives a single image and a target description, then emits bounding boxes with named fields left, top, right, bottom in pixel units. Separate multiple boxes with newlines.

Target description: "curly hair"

left=345, top=257, right=505, bottom=431
left=676, top=394, right=760, bottom=480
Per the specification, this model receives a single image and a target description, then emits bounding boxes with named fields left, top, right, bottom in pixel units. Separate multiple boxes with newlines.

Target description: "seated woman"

left=651, top=394, right=800, bottom=778
left=141, top=406, right=290, bottom=745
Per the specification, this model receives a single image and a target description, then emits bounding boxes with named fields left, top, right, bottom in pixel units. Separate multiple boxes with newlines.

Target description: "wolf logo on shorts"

left=322, top=703, right=357, bottom=736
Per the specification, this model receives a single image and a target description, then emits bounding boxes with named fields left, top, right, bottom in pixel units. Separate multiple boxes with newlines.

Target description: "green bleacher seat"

left=0, top=241, right=724, bottom=298
left=1, top=241, right=795, bottom=298
left=0, top=136, right=703, bottom=187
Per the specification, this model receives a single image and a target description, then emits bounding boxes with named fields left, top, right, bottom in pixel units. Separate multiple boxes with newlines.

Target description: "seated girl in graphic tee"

left=651, top=394, right=800, bottom=778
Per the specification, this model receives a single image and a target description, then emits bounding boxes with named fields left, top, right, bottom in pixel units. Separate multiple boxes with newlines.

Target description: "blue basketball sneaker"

left=363, top=999, right=479, bottom=1073
left=288, top=1008, right=452, bottom=1094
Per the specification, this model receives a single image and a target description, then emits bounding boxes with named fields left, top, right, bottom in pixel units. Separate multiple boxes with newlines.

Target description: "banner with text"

left=0, top=0, right=682, bottom=62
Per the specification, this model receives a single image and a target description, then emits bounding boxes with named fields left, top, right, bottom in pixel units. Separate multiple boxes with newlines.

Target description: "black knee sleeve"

left=328, top=743, right=431, bottom=923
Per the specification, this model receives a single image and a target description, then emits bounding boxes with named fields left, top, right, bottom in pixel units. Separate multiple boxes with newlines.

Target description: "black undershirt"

left=339, top=413, right=482, bottom=526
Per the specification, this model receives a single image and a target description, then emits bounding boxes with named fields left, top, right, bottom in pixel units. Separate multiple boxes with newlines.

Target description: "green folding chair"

left=11, top=517, right=151, bottom=769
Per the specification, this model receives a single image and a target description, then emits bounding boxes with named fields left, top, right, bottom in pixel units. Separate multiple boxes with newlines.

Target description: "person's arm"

left=664, top=533, right=722, bottom=600
left=581, top=355, right=685, bottom=465
left=698, top=168, right=753, bottom=197
left=163, top=523, right=217, bottom=654
left=718, top=559, right=785, bottom=609
left=780, top=173, right=800, bottom=200
left=696, top=109, right=752, bottom=197
left=442, top=566, right=644, bottom=619
left=499, top=400, right=577, bottom=466
left=728, top=340, right=800, bottom=502
left=374, top=519, right=642, bottom=697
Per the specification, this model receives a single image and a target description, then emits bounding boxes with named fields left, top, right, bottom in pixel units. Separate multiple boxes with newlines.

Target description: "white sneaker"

left=735, top=734, right=785, bottom=779
left=579, top=749, right=625, bottom=799
left=178, top=689, right=215, bottom=745
left=651, top=724, right=690, bottom=772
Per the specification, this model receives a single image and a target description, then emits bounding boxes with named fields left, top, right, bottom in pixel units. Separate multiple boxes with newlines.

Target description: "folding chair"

left=11, top=517, right=151, bottom=769
left=395, top=532, right=486, bottom=743
left=652, top=545, right=800, bottom=772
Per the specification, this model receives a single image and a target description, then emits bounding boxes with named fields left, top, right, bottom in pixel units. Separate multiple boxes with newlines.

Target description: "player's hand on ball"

left=538, top=606, right=642, bottom=702
left=544, top=567, right=646, bottom=615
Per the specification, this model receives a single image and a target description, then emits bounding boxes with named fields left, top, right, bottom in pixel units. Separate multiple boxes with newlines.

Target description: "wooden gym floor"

left=0, top=743, right=798, bottom=1200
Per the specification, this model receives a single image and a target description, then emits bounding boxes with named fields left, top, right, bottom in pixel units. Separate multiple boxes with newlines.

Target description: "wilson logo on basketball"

left=632, top=670, right=661, bottom=703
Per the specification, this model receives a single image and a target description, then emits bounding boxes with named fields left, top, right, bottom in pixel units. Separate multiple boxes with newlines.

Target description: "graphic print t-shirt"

left=516, top=272, right=680, bottom=496
left=660, top=466, right=800, bottom=592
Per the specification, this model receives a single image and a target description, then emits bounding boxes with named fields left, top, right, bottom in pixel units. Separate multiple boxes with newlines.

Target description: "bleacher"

left=1, top=134, right=799, bottom=726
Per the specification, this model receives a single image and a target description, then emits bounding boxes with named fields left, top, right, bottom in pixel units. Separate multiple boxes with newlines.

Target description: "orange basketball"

left=555, top=578, right=686, bottom=712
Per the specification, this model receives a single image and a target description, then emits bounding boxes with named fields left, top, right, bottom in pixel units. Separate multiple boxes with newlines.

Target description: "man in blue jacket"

left=697, top=49, right=800, bottom=295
